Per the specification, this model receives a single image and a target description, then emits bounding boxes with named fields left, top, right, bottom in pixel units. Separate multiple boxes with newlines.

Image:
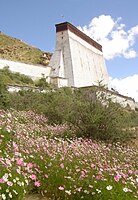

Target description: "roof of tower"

left=55, top=22, right=102, bottom=52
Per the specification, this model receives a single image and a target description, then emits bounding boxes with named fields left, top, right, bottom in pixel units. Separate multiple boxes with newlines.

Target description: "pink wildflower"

left=98, top=171, right=103, bottom=175
left=7, top=181, right=13, bottom=186
left=16, top=158, right=23, bottom=166
left=34, top=181, right=40, bottom=187
left=27, top=162, right=33, bottom=168
left=80, top=171, right=85, bottom=178
left=58, top=186, right=64, bottom=190
left=45, top=174, right=48, bottom=179
left=60, top=156, right=64, bottom=161
left=114, top=174, right=121, bottom=182
left=16, top=168, right=21, bottom=174
left=5, top=159, right=11, bottom=166
left=128, top=170, right=133, bottom=174
left=0, top=178, right=5, bottom=183
left=91, top=164, right=95, bottom=168
left=89, top=184, right=93, bottom=188
left=76, top=187, right=82, bottom=191
left=60, top=163, right=64, bottom=169
left=96, top=175, right=101, bottom=180
left=30, top=174, right=37, bottom=180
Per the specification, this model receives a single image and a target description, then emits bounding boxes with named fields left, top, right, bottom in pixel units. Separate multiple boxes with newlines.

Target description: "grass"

left=0, top=109, right=137, bottom=200
left=0, top=67, right=35, bottom=86
left=0, top=32, right=51, bottom=65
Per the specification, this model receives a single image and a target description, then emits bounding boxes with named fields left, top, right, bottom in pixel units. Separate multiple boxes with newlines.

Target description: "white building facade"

left=49, top=22, right=110, bottom=88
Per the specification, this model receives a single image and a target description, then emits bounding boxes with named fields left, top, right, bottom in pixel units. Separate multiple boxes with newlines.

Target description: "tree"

left=0, top=79, right=10, bottom=109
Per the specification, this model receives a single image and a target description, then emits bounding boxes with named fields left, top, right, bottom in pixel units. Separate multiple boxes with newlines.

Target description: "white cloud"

left=110, top=75, right=138, bottom=102
left=78, top=15, right=138, bottom=60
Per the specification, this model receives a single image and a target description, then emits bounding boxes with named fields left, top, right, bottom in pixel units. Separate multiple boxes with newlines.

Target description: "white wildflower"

left=123, top=187, right=129, bottom=192
left=2, top=173, right=8, bottom=182
left=7, top=113, right=12, bottom=117
left=21, top=182, right=24, bottom=186
left=17, top=181, right=22, bottom=186
left=92, top=192, right=96, bottom=195
left=65, top=190, right=71, bottom=195
left=84, top=190, right=90, bottom=194
left=106, top=185, right=113, bottom=190
left=25, top=179, right=29, bottom=185
left=13, top=190, right=18, bottom=195
left=8, top=173, right=12, bottom=177
left=96, top=189, right=101, bottom=193
left=2, top=194, right=6, bottom=200
left=9, top=192, right=12, bottom=198
left=15, top=177, right=19, bottom=181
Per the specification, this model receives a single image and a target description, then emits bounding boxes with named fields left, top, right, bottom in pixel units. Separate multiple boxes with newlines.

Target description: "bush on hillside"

left=8, top=87, right=137, bottom=142
left=9, top=89, right=42, bottom=111
left=66, top=89, right=132, bottom=142
left=35, top=77, right=49, bottom=90
left=0, top=79, right=10, bottom=109
left=0, top=66, right=34, bottom=85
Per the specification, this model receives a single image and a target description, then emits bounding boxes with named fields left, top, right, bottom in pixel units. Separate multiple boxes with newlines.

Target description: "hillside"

left=0, top=32, right=52, bottom=65
left=0, top=109, right=137, bottom=200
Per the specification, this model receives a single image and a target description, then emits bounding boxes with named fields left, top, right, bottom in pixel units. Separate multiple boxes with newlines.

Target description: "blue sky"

left=0, top=0, right=138, bottom=101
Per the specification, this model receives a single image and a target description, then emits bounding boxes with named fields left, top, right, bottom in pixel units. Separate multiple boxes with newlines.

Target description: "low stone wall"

left=7, top=84, right=40, bottom=92
left=80, top=86, right=138, bottom=111
left=106, top=90, right=138, bottom=110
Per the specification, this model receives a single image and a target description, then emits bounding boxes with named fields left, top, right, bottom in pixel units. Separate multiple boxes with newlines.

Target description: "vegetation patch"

left=0, top=68, right=138, bottom=199
left=0, top=67, right=34, bottom=86
left=0, top=110, right=137, bottom=200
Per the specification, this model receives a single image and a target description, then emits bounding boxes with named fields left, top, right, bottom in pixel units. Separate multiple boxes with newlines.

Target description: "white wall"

left=49, top=28, right=109, bottom=88
left=97, top=89, right=138, bottom=110
left=109, top=92, right=138, bottom=110
left=68, top=30, right=109, bottom=88
left=0, top=59, right=51, bottom=80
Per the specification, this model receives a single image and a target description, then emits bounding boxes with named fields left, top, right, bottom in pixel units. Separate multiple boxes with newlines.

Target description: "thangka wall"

left=49, top=22, right=110, bottom=89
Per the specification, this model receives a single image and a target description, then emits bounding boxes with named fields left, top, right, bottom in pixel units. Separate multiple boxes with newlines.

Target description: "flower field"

left=0, top=110, right=138, bottom=200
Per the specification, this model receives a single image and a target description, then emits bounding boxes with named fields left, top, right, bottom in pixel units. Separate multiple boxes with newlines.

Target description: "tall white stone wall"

left=0, top=59, right=51, bottom=80
left=68, top=30, right=109, bottom=88
left=49, top=23, right=109, bottom=88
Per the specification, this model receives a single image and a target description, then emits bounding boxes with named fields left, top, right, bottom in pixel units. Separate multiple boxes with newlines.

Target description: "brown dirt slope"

left=0, top=32, right=52, bottom=65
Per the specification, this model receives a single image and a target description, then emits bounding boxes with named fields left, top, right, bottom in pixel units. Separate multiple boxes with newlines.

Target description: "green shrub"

left=35, top=77, right=49, bottom=90
left=41, top=87, right=74, bottom=124
left=0, top=66, right=34, bottom=85
left=9, top=90, right=42, bottom=111
left=62, top=89, right=132, bottom=142
left=7, top=87, right=137, bottom=142
left=0, top=79, right=10, bottom=109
